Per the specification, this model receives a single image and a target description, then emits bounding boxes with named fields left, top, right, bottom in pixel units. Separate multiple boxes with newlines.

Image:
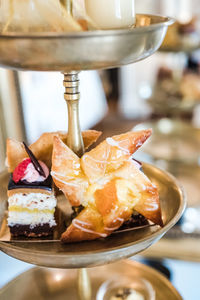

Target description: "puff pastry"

left=51, top=130, right=163, bottom=243
left=6, top=130, right=102, bottom=172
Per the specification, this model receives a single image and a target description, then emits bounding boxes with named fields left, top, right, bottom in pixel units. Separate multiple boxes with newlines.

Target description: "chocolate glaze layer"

left=9, top=223, right=55, bottom=237
left=8, top=174, right=53, bottom=192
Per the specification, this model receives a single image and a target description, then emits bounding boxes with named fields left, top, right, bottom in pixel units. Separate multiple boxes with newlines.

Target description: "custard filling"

left=9, top=206, right=55, bottom=214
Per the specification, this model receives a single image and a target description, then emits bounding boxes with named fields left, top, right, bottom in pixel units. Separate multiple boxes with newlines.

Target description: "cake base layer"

left=9, top=223, right=55, bottom=237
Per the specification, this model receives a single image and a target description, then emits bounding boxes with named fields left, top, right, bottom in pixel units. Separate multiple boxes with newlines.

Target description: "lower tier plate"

left=0, top=163, right=185, bottom=268
left=0, top=260, right=182, bottom=300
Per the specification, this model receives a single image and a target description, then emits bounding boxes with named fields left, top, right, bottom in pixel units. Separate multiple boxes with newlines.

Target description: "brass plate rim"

left=0, top=14, right=174, bottom=39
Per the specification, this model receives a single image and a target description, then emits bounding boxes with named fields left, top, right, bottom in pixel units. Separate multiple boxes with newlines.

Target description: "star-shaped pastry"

left=51, top=130, right=163, bottom=243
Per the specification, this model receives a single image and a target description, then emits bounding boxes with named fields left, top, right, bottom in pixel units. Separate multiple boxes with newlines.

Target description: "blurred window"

left=18, top=71, right=108, bottom=143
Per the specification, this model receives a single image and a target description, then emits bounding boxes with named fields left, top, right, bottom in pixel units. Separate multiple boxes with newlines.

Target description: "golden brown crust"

left=51, top=136, right=88, bottom=207
left=82, top=130, right=102, bottom=149
left=6, top=139, right=28, bottom=173
left=61, top=177, right=162, bottom=243
left=52, top=130, right=153, bottom=208
left=57, top=130, right=163, bottom=243
left=61, top=169, right=162, bottom=243
left=6, top=130, right=102, bottom=172
left=81, top=130, right=152, bottom=183
left=113, top=161, right=163, bottom=227
left=61, top=206, right=108, bottom=243
left=95, top=180, right=118, bottom=216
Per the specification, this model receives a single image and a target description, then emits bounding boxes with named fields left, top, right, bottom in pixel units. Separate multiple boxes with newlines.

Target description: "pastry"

left=7, top=143, right=57, bottom=237
left=6, top=130, right=101, bottom=238
left=52, top=130, right=163, bottom=243
left=180, top=72, right=200, bottom=101
left=6, top=130, right=102, bottom=172
left=149, top=63, right=200, bottom=113
left=0, top=0, right=83, bottom=34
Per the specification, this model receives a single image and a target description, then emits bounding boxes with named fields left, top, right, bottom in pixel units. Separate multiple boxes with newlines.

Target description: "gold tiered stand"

left=0, top=12, right=185, bottom=300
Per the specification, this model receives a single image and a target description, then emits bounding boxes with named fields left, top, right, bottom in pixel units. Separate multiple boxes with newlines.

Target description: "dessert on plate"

left=52, top=129, right=163, bottom=243
left=0, top=0, right=100, bottom=34
left=0, top=0, right=83, bottom=34
left=110, top=288, right=144, bottom=300
left=149, top=58, right=200, bottom=114
left=6, top=130, right=101, bottom=237
left=7, top=130, right=101, bottom=172
left=7, top=143, right=57, bottom=237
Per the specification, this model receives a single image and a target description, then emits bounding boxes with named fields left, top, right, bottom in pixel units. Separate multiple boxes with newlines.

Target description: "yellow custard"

left=9, top=206, right=55, bottom=214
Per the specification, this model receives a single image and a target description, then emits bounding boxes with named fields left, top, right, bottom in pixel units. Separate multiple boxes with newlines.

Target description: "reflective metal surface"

left=0, top=260, right=183, bottom=300
left=63, top=72, right=85, bottom=157
left=0, top=163, right=186, bottom=268
left=160, top=43, right=200, bottom=54
left=141, top=162, right=200, bottom=262
left=166, top=163, right=200, bottom=209
left=135, top=119, right=200, bottom=164
left=0, top=14, right=173, bottom=72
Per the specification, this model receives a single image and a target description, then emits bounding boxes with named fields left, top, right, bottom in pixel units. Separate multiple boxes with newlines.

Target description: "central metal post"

left=62, top=7, right=90, bottom=300
left=63, top=72, right=91, bottom=300
left=78, top=268, right=92, bottom=300
left=63, top=72, right=84, bottom=157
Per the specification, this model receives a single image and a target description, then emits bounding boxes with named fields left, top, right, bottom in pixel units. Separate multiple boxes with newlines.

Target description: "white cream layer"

left=8, top=193, right=57, bottom=228
left=8, top=211, right=56, bottom=228
left=8, top=193, right=57, bottom=210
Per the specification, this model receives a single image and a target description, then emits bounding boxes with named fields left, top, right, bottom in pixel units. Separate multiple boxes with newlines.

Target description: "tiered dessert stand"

left=0, top=13, right=186, bottom=300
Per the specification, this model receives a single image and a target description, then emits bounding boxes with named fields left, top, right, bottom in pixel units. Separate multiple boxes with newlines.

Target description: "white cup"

left=84, top=0, right=135, bottom=29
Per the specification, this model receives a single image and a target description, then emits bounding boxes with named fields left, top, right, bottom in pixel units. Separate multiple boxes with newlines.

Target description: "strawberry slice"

left=13, top=158, right=31, bottom=183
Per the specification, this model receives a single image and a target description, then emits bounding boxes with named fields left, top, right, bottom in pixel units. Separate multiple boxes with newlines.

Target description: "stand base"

left=0, top=260, right=182, bottom=300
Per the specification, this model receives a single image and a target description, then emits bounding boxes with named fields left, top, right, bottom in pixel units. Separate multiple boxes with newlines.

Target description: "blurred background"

left=0, top=0, right=200, bottom=299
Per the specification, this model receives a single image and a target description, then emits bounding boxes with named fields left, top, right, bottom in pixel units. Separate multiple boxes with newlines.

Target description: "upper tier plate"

left=0, top=163, right=185, bottom=269
left=0, top=14, right=173, bottom=72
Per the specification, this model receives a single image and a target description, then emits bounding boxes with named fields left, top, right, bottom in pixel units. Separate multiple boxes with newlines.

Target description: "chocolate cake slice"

left=7, top=143, right=57, bottom=237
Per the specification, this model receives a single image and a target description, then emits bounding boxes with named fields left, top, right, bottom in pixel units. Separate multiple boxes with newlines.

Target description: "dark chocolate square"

left=8, top=174, right=53, bottom=192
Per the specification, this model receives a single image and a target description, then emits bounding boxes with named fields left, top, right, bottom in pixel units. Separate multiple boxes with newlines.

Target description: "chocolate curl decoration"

left=23, top=142, right=46, bottom=177
left=132, top=158, right=142, bottom=167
